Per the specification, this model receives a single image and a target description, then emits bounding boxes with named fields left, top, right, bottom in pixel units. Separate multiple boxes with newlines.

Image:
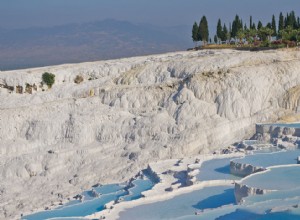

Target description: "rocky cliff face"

left=0, top=49, right=299, bottom=218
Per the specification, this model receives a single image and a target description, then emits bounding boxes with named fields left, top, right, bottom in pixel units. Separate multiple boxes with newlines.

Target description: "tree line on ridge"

left=192, top=11, right=300, bottom=48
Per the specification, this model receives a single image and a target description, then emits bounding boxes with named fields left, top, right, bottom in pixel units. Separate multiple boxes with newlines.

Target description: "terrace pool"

left=118, top=186, right=236, bottom=220
left=23, top=176, right=156, bottom=220
left=23, top=189, right=127, bottom=220
left=121, top=178, right=154, bottom=201
left=263, top=123, right=300, bottom=128
left=22, top=124, right=300, bottom=220
left=233, top=149, right=300, bottom=168
left=242, top=165, right=300, bottom=190
left=196, top=157, right=241, bottom=181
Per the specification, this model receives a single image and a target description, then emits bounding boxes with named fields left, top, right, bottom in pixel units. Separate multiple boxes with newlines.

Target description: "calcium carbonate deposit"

left=1, top=49, right=300, bottom=219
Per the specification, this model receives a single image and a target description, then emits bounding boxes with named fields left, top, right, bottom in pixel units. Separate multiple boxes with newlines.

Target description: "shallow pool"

left=242, top=165, right=300, bottom=190
left=244, top=186, right=300, bottom=205
left=118, top=186, right=236, bottom=220
left=23, top=189, right=127, bottom=220
left=121, top=178, right=154, bottom=201
left=196, top=157, right=241, bottom=181
left=233, top=149, right=300, bottom=168
left=180, top=189, right=300, bottom=220
left=23, top=177, right=156, bottom=220
left=256, top=208, right=300, bottom=220
left=264, top=123, right=300, bottom=128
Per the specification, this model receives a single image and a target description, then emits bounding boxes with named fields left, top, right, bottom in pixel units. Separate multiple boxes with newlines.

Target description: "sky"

left=0, top=0, right=299, bottom=29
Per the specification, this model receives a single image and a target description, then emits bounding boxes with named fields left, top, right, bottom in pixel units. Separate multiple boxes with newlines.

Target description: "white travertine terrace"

left=1, top=49, right=300, bottom=219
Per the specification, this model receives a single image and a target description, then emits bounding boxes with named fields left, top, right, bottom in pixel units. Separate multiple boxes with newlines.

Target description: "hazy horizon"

left=1, top=0, right=299, bottom=29
left=0, top=1, right=299, bottom=70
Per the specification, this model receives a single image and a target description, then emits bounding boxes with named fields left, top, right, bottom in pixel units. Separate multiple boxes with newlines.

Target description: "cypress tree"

left=214, top=35, right=218, bottom=44
left=231, top=17, right=236, bottom=37
left=257, top=21, right=263, bottom=30
left=204, top=16, right=209, bottom=41
left=231, top=15, right=243, bottom=38
left=221, top=24, right=228, bottom=42
left=250, top=16, right=253, bottom=29
left=284, top=15, right=288, bottom=28
left=290, top=11, right=297, bottom=28
left=198, top=16, right=209, bottom=45
left=271, top=15, right=277, bottom=36
left=285, top=12, right=292, bottom=27
left=192, top=22, right=199, bottom=46
left=279, top=12, right=284, bottom=31
left=231, top=23, right=235, bottom=38
left=278, top=12, right=284, bottom=37
left=217, top=19, right=222, bottom=40
left=231, top=15, right=238, bottom=37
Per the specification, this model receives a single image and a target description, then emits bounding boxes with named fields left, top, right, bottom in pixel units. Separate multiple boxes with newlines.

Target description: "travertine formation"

left=234, top=182, right=273, bottom=204
left=0, top=49, right=300, bottom=219
left=230, top=161, right=266, bottom=177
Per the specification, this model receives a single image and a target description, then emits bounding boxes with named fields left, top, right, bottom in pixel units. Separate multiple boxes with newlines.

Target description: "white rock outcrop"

left=234, top=182, right=273, bottom=204
left=0, top=49, right=300, bottom=219
left=230, top=161, right=266, bottom=177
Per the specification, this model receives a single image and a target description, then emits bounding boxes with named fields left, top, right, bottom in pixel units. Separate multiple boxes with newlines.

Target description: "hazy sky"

left=0, top=0, right=299, bottom=29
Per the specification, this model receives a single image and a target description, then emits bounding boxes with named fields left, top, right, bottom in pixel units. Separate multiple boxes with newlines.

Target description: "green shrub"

left=74, top=75, right=84, bottom=84
left=261, top=40, right=270, bottom=47
left=42, top=72, right=55, bottom=88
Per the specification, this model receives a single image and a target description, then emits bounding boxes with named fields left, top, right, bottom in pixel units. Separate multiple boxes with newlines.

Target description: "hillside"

left=0, top=49, right=300, bottom=219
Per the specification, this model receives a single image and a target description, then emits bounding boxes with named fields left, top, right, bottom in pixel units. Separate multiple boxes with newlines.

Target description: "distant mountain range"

left=0, top=19, right=192, bottom=70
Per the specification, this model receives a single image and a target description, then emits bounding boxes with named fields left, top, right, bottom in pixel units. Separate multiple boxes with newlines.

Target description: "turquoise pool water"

left=174, top=188, right=300, bottom=220
left=253, top=146, right=283, bottom=154
left=256, top=209, right=300, bottom=220
left=23, top=177, right=155, bottom=220
left=119, top=152, right=300, bottom=220
left=264, top=123, right=300, bottom=128
left=244, top=186, right=300, bottom=205
left=242, top=165, right=300, bottom=190
left=94, top=183, right=125, bottom=194
left=23, top=189, right=127, bottom=220
left=243, top=140, right=260, bottom=145
left=233, top=149, right=300, bottom=168
left=22, top=125, right=300, bottom=220
left=196, top=157, right=241, bottom=181
left=118, top=186, right=236, bottom=220
left=48, top=218, right=88, bottom=220
left=121, top=179, right=154, bottom=201
left=215, top=207, right=300, bottom=220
